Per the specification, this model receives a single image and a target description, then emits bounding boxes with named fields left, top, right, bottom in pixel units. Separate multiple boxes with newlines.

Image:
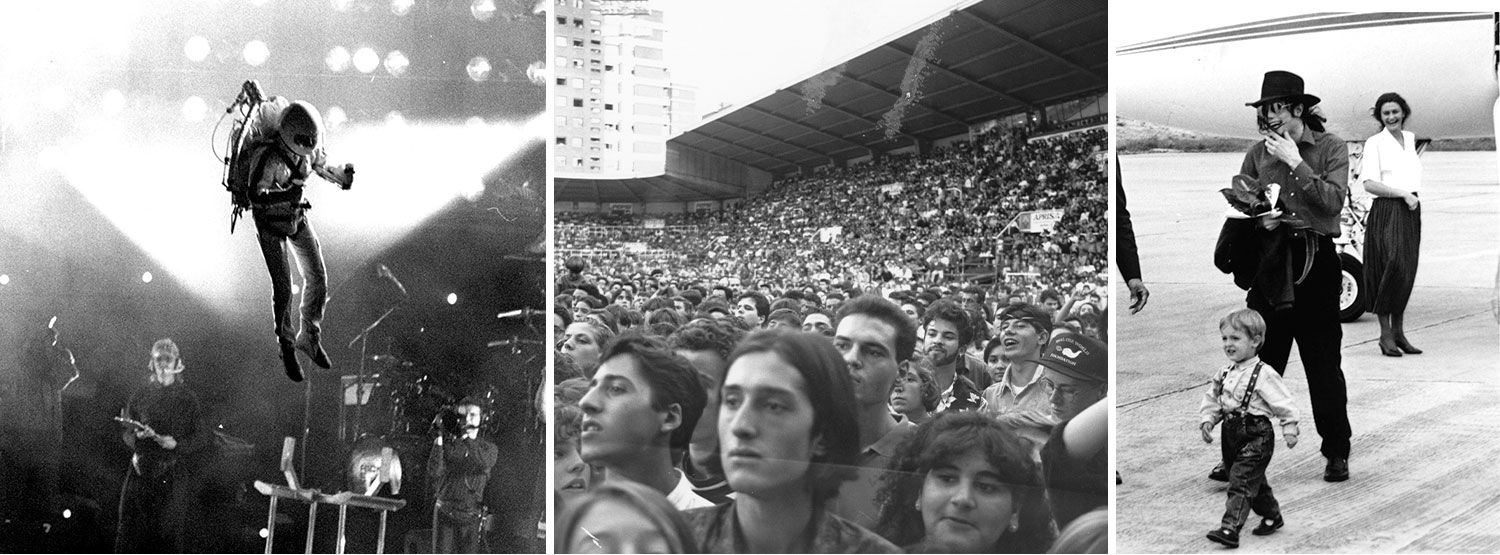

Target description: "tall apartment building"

left=553, top=0, right=697, bottom=178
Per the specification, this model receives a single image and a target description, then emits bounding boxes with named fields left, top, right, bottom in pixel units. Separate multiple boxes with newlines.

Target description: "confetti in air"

left=800, top=64, right=845, bottom=116
left=881, top=18, right=948, bottom=140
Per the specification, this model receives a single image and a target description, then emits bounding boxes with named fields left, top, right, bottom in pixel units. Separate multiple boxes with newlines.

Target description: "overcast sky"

left=1114, top=4, right=1498, bottom=139
left=654, top=0, right=973, bottom=118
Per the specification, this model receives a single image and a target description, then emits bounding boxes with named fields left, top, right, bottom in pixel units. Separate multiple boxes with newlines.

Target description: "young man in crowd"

left=578, top=332, right=713, bottom=510
left=981, top=303, right=1056, bottom=444
left=828, top=295, right=919, bottom=530
left=920, top=298, right=993, bottom=413
left=1035, top=331, right=1108, bottom=530
left=668, top=318, right=746, bottom=505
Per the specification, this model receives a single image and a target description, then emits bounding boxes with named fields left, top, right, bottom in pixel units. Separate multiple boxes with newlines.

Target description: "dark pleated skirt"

left=1362, top=196, right=1421, bottom=314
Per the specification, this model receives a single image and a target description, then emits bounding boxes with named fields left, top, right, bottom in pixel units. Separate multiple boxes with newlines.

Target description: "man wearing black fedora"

left=1227, top=70, right=1353, bottom=483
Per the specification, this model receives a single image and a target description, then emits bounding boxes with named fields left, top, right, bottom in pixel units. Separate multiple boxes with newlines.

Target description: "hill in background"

left=1117, top=118, right=1494, bottom=153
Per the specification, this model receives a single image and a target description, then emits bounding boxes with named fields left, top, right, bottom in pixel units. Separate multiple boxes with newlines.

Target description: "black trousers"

left=1220, top=414, right=1280, bottom=530
left=435, top=509, right=484, bottom=554
left=1249, top=234, right=1352, bottom=459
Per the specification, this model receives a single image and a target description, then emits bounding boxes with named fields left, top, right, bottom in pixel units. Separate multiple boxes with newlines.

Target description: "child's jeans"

left=1220, top=413, right=1281, bottom=530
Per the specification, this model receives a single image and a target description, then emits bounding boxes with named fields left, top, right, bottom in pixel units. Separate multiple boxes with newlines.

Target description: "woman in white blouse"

left=1359, top=92, right=1423, bottom=357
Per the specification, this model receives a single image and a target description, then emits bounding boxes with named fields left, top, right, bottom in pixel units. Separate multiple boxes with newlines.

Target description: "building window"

left=571, top=78, right=584, bottom=88
left=573, top=18, right=584, bottom=27
left=572, top=39, right=583, bottom=47
left=604, top=103, right=614, bottom=111
left=572, top=98, right=583, bottom=107
left=554, top=96, right=567, bottom=106
left=555, top=77, right=566, bottom=86
left=571, top=117, right=584, bottom=127
left=554, top=116, right=566, bottom=126
left=570, top=137, right=583, bottom=147
left=555, top=137, right=567, bottom=145
left=604, top=64, right=614, bottom=71
left=555, top=16, right=566, bottom=25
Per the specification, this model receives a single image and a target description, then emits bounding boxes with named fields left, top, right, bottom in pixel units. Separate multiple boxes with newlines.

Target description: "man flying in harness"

left=239, top=95, right=353, bottom=382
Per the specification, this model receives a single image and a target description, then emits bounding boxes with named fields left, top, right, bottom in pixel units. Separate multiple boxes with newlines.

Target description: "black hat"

left=1246, top=70, right=1320, bottom=108
left=1037, top=332, right=1105, bottom=384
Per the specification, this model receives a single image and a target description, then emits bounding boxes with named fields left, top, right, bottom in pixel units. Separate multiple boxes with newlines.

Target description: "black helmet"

left=279, top=100, right=322, bottom=157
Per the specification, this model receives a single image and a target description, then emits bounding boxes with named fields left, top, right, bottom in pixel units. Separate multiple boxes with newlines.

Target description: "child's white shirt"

left=1198, top=356, right=1300, bottom=432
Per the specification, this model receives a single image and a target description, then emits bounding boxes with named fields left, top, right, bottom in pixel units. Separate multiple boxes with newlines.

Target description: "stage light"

left=382, top=50, right=409, bottom=77
left=384, top=111, right=406, bottom=127
left=40, top=145, right=65, bottom=172
left=0, top=274, right=9, bottom=286
left=62, top=509, right=71, bottom=519
left=184, top=36, right=210, bottom=62
left=42, top=87, right=68, bottom=113
left=466, top=56, right=491, bottom=82
left=446, top=293, right=458, bottom=305
left=101, top=89, right=125, bottom=116
left=390, top=0, right=414, bottom=16
left=142, top=271, right=153, bottom=283
left=243, top=40, right=270, bottom=67
left=326, top=46, right=351, bottom=72
left=182, top=96, right=207, bottom=123
left=292, top=283, right=301, bottom=295
left=352, top=47, right=379, bottom=74
left=259, top=528, right=269, bottom=539
left=470, top=0, right=496, bottom=21
left=325, top=105, right=347, bottom=129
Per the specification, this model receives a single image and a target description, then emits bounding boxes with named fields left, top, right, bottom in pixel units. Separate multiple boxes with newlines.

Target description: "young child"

left=1199, top=308, right=1299, bottom=548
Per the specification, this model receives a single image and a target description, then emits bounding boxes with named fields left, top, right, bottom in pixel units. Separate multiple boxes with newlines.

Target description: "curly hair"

left=873, top=412, right=1056, bottom=552
left=667, top=318, right=745, bottom=362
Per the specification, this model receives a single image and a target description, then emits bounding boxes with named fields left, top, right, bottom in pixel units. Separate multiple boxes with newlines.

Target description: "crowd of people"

left=549, top=124, right=1109, bottom=553
left=556, top=127, right=1107, bottom=298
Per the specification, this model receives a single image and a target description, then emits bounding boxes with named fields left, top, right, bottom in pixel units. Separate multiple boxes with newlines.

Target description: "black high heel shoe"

left=1379, top=341, right=1402, bottom=357
left=1395, top=339, right=1422, bottom=355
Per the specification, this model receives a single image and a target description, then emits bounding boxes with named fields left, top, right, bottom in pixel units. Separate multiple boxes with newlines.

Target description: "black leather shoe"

left=1379, top=342, right=1403, bottom=357
left=296, top=334, right=332, bottom=369
left=1209, top=463, right=1228, bottom=482
left=1251, top=515, right=1284, bottom=536
left=1206, top=526, right=1240, bottom=548
left=1324, top=457, right=1349, bottom=482
left=280, top=341, right=304, bottom=382
left=1396, top=339, right=1422, bottom=354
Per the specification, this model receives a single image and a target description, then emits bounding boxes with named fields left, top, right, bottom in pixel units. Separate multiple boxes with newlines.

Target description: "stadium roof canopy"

left=556, top=0, right=1106, bottom=204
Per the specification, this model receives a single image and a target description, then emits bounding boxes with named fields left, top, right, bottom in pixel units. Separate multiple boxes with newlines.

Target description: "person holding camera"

left=427, top=400, right=499, bottom=554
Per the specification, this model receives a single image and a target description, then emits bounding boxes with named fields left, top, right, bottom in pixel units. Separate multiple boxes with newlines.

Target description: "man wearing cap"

left=1034, top=331, right=1108, bottom=530
left=1236, top=70, right=1352, bottom=482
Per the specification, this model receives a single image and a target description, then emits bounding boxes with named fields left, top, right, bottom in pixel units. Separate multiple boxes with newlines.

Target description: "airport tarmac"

left=1115, top=152, right=1500, bottom=553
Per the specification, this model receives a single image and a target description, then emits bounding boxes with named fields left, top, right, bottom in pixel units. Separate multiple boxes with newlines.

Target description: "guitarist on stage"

left=115, top=339, right=214, bottom=553
left=233, top=91, right=353, bottom=382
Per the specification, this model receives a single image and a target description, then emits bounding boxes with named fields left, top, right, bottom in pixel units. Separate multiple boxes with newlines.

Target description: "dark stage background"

left=0, top=0, right=547, bottom=552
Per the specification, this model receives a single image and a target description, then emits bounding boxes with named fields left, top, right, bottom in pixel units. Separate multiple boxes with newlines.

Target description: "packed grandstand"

left=556, top=125, right=1107, bottom=322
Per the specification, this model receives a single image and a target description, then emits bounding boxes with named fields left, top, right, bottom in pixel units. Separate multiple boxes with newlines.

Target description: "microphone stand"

left=345, top=306, right=398, bottom=442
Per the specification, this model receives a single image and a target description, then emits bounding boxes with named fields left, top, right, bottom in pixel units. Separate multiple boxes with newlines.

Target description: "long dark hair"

left=1370, top=92, right=1411, bottom=130
left=725, top=328, right=859, bottom=505
left=874, top=412, right=1056, bottom=553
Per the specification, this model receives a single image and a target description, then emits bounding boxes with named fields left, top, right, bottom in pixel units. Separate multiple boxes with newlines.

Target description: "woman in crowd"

left=873, top=412, right=1056, bottom=553
left=890, top=361, right=938, bottom=426
left=557, top=480, right=700, bottom=554
left=683, top=329, right=900, bottom=553
left=1359, top=92, right=1424, bottom=356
